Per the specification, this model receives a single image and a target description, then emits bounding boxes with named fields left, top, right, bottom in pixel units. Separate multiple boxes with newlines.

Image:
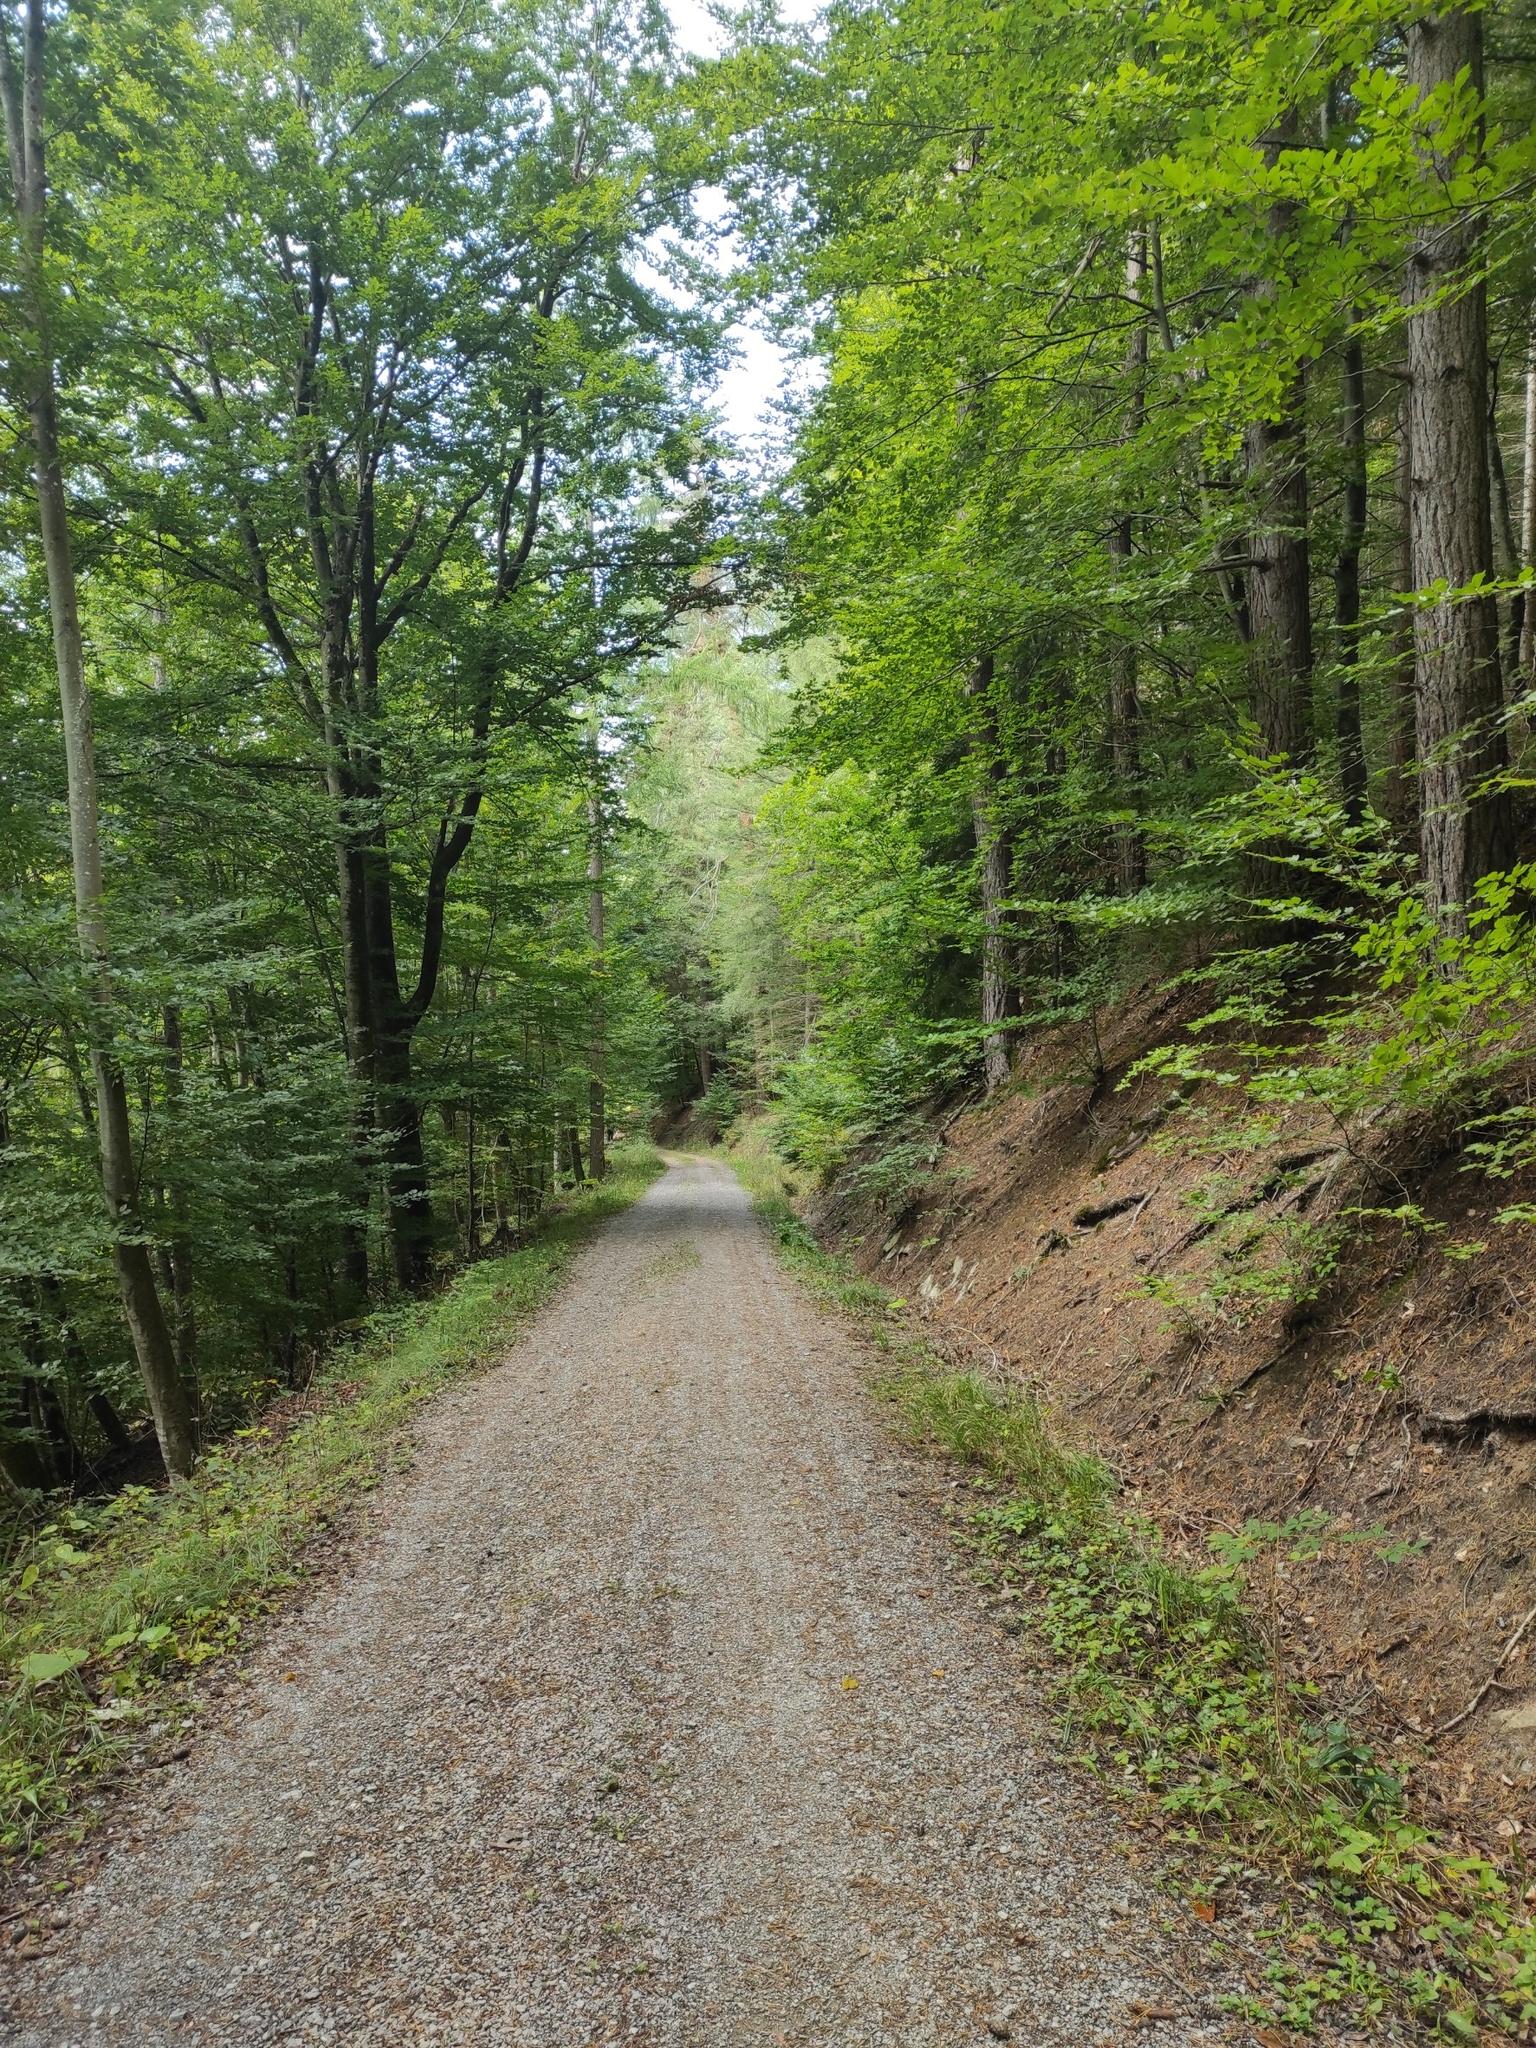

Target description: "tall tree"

left=130, top=0, right=714, bottom=1285
left=1334, top=328, right=1369, bottom=828
left=0, top=0, right=196, bottom=1477
left=587, top=717, right=607, bottom=1184
left=1405, top=6, right=1513, bottom=928
left=1108, top=230, right=1149, bottom=894
left=1243, top=111, right=1313, bottom=770
left=968, top=654, right=1017, bottom=1094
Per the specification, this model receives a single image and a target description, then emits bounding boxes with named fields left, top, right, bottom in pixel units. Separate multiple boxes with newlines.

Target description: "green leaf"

left=18, top=1648, right=88, bottom=1687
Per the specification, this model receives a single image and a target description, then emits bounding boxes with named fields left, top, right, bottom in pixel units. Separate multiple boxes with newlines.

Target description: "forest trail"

left=6, top=1159, right=1256, bottom=2048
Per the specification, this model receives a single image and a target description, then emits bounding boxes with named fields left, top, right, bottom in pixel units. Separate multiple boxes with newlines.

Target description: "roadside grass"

left=0, top=1143, right=662, bottom=1862
left=726, top=1120, right=1536, bottom=2042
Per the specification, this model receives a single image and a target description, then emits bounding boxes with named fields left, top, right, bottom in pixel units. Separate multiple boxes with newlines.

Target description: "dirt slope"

left=812, top=991, right=1536, bottom=1839
left=3, top=1158, right=1255, bottom=2048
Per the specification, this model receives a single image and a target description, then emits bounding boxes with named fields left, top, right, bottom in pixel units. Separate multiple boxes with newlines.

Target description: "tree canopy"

left=7, top=0, right=1536, bottom=1496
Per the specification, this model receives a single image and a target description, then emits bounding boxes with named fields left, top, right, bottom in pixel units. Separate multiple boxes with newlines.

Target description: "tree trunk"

left=329, top=775, right=375, bottom=1300
left=1244, top=114, right=1313, bottom=767
left=1244, top=142, right=1313, bottom=763
left=161, top=1002, right=197, bottom=1380
left=1383, top=398, right=1421, bottom=832
left=1488, top=388, right=1524, bottom=686
left=1, top=4, right=197, bottom=1479
left=1520, top=316, right=1536, bottom=682
left=1107, top=230, right=1148, bottom=892
left=587, top=729, right=607, bottom=1182
left=1245, top=396, right=1312, bottom=765
left=465, top=1001, right=478, bottom=1256
left=1405, top=7, right=1513, bottom=929
left=967, top=653, right=1018, bottom=1094
left=1335, top=331, right=1369, bottom=824
left=88, top=1390, right=132, bottom=1455
left=331, top=719, right=435, bottom=1293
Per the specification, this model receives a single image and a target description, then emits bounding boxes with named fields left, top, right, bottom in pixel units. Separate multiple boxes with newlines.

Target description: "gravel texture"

left=5, top=1157, right=1265, bottom=2047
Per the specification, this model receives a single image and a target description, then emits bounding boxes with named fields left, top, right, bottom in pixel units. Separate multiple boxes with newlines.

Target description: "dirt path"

left=6, top=1158, right=1260, bottom=2048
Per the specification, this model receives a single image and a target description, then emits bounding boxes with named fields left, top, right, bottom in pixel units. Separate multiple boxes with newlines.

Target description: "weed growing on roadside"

left=894, top=1366, right=1536, bottom=2039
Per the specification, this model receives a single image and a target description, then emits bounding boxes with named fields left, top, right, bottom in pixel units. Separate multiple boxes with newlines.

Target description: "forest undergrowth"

left=0, top=1145, right=662, bottom=1868
left=726, top=1125, right=1536, bottom=2041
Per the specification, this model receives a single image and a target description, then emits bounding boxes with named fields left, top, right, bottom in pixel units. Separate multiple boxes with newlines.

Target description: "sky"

left=662, top=0, right=820, bottom=454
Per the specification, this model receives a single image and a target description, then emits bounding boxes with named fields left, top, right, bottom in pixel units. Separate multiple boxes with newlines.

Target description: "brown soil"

left=809, top=984, right=1536, bottom=1850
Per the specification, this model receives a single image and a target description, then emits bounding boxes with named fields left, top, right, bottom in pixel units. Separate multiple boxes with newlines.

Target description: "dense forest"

left=17, top=3, right=1536, bottom=2038
left=6, top=0, right=1536, bottom=1518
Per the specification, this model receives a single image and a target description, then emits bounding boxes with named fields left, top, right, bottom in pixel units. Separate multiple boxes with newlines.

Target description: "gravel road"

left=5, top=1157, right=1263, bottom=2048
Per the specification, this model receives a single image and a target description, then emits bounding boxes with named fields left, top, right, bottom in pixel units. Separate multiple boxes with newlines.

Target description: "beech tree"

left=1, top=0, right=197, bottom=1477
left=1404, top=5, right=1514, bottom=927
left=0, top=0, right=721, bottom=1487
left=681, top=0, right=1536, bottom=1155
left=120, top=0, right=714, bottom=1288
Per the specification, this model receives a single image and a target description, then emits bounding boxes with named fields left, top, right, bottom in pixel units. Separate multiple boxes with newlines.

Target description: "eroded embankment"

left=806, top=988, right=1536, bottom=1840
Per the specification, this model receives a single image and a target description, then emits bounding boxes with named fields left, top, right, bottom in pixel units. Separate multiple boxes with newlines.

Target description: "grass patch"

left=730, top=1123, right=1536, bottom=2042
left=0, top=1142, right=662, bottom=1861
left=725, top=1119, right=892, bottom=1317
left=635, top=1238, right=703, bottom=1289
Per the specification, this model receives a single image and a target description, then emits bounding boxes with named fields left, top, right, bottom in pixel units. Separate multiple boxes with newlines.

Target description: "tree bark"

left=1244, top=116, right=1313, bottom=767
left=1489, top=385, right=1524, bottom=685
left=1335, top=331, right=1369, bottom=824
left=1, top=1, right=197, bottom=1478
left=1405, top=7, right=1513, bottom=929
left=328, top=762, right=376, bottom=1298
left=587, top=725, right=607, bottom=1182
left=1383, top=399, right=1421, bottom=832
left=1108, top=230, right=1148, bottom=892
left=1520, top=315, right=1536, bottom=682
left=967, top=653, right=1018, bottom=1094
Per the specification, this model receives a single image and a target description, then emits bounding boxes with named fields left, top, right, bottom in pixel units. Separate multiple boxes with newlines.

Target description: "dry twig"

left=1431, top=1600, right=1536, bottom=1739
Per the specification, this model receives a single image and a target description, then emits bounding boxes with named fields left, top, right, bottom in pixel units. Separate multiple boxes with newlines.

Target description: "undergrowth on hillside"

left=0, top=1145, right=662, bottom=1861
left=729, top=1121, right=1536, bottom=2041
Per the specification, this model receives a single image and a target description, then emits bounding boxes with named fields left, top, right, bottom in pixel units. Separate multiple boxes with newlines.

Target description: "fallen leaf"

left=841, top=1675, right=860, bottom=1691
